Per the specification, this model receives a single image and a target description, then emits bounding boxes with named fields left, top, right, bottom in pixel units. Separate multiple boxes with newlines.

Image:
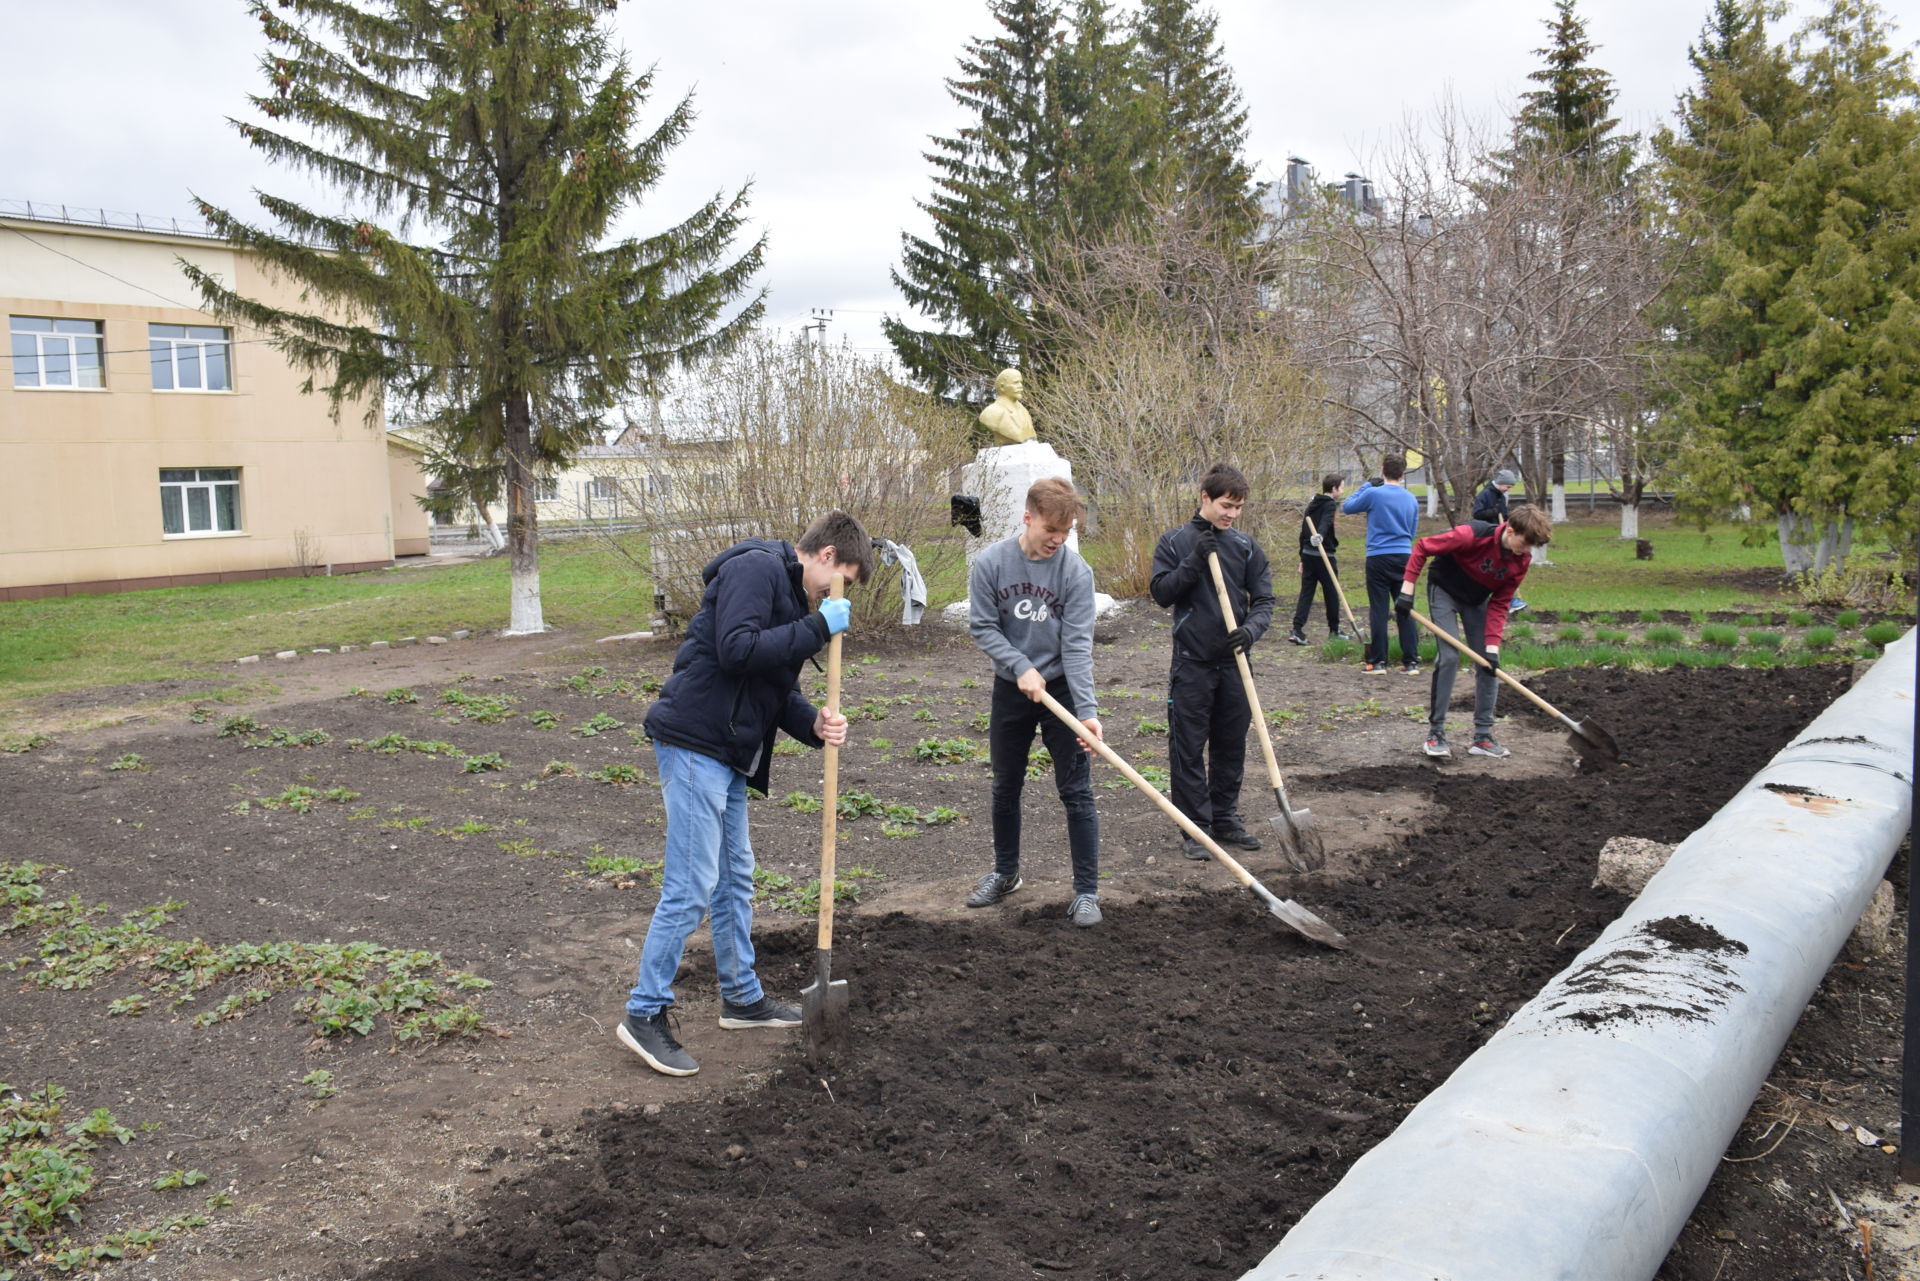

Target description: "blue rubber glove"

left=819, top=597, right=851, bottom=636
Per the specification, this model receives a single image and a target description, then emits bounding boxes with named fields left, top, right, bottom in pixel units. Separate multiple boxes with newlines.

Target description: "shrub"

left=1793, top=561, right=1911, bottom=612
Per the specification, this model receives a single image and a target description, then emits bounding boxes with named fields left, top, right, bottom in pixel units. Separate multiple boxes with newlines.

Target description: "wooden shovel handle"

left=1206, top=551, right=1285, bottom=794
left=1033, top=689, right=1257, bottom=892
left=1303, top=514, right=1363, bottom=636
left=818, top=575, right=844, bottom=951
left=1406, top=605, right=1571, bottom=723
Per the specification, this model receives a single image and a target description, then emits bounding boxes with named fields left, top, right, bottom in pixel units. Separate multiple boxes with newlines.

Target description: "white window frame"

left=588, top=475, right=620, bottom=500
left=11, top=315, right=106, bottom=390
left=535, top=475, right=560, bottom=502
left=160, top=468, right=243, bottom=538
left=149, top=324, right=233, bottom=393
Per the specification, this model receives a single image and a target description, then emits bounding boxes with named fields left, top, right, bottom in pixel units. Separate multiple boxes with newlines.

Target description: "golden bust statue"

left=977, top=368, right=1036, bottom=445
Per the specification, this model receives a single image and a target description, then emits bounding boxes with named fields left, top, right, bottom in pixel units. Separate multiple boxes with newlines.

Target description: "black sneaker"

left=1286, top=629, right=1310, bottom=646
left=1213, top=824, right=1263, bottom=852
left=1329, top=630, right=1353, bottom=642
left=618, top=1010, right=698, bottom=1076
left=1182, top=837, right=1210, bottom=861
left=1401, top=663, right=1421, bottom=676
left=1361, top=661, right=1388, bottom=674
left=719, top=995, right=802, bottom=1029
left=965, top=871, right=1022, bottom=908
left=1068, top=893, right=1103, bottom=927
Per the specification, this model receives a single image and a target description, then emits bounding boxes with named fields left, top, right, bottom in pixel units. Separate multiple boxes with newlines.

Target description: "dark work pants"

left=1166, top=657, right=1251, bottom=835
left=1291, top=553, right=1342, bottom=635
left=989, top=676, right=1100, bottom=895
left=1364, top=553, right=1420, bottom=666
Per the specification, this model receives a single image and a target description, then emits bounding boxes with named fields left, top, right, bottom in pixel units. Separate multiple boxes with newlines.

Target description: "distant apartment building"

left=0, top=205, right=429, bottom=601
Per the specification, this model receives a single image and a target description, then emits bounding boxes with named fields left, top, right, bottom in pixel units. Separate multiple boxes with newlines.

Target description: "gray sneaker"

left=719, top=995, right=802, bottom=1029
left=1468, top=736, right=1512, bottom=759
left=618, top=1010, right=698, bottom=1076
left=1068, top=893, right=1102, bottom=927
left=965, top=871, right=1022, bottom=908
left=1423, top=733, right=1452, bottom=758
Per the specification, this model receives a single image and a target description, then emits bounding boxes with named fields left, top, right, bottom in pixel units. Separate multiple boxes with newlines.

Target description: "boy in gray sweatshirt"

left=965, top=476, right=1105, bottom=925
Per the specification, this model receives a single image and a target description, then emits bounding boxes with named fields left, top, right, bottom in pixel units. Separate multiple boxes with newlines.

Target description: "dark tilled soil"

left=1, top=608, right=1904, bottom=1281
left=338, top=662, right=1901, bottom=1281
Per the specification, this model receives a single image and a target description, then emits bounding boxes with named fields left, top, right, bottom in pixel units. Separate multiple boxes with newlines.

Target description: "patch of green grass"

left=1592, top=627, right=1629, bottom=644
left=1638, top=609, right=1663, bottom=624
left=582, top=855, right=662, bottom=885
left=1787, top=610, right=1813, bottom=627
left=585, top=764, right=645, bottom=785
left=106, top=753, right=146, bottom=772
left=1698, top=623, right=1741, bottom=648
left=1802, top=626, right=1837, bottom=651
left=750, top=864, right=881, bottom=913
left=1745, top=631, right=1783, bottom=650
left=1555, top=625, right=1586, bottom=643
left=1836, top=609, right=1861, bottom=628
left=1863, top=620, right=1904, bottom=647
left=1133, top=715, right=1168, bottom=736
left=1643, top=624, right=1686, bottom=645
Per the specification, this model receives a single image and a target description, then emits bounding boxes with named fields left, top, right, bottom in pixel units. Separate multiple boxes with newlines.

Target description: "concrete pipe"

left=1245, top=629, right=1916, bottom=1281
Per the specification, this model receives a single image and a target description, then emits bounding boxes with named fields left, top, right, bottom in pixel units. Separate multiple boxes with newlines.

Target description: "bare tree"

left=1293, top=108, right=1667, bottom=529
left=1025, top=198, right=1329, bottom=593
left=589, top=333, right=975, bottom=636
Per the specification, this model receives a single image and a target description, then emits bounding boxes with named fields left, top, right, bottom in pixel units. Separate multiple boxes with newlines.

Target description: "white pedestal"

left=954, top=441, right=1117, bottom=618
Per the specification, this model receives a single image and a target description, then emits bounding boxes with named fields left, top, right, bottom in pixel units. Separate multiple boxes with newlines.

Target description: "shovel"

left=801, top=574, right=852, bottom=1065
left=1208, top=552, right=1326, bottom=871
left=1407, top=606, right=1622, bottom=768
left=1302, top=514, right=1367, bottom=645
left=1035, top=690, right=1347, bottom=950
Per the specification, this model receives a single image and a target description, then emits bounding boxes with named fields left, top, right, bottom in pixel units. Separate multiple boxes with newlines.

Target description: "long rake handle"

left=1303, top=514, right=1365, bottom=639
left=1206, top=551, right=1285, bottom=795
left=1407, top=606, right=1577, bottom=725
left=817, top=575, right=844, bottom=952
left=1034, top=690, right=1259, bottom=892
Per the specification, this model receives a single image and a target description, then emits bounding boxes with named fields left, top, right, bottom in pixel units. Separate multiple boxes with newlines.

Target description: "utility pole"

left=804, top=308, right=833, bottom=344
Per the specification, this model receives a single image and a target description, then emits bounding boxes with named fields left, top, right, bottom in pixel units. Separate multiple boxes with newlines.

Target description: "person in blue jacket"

left=619, top=511, right=874, bottom=1077
left=1342, top=453, right=1423, bottom=674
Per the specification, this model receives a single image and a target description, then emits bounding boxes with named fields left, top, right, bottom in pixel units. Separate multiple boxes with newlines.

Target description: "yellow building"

left=1, top=208, right=425, bottom=600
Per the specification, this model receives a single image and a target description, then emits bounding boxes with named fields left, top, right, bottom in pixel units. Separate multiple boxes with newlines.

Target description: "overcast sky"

left=6, top=0, right=1904, bottom=362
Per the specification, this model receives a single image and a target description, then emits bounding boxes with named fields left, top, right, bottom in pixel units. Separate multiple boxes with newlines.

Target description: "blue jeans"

left=626, top=743, right=765, bottom=1017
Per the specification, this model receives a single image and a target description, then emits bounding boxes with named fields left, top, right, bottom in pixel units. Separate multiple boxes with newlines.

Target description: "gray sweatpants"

left=1426, top=581, right=1499, bottom=739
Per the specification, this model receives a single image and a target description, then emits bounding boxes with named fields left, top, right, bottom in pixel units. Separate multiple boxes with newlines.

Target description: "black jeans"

left=1364, top=553, right=1420, bottom=667
left=1166, top=658, right=1250, bottom=834
left=989, top=676, right=1100, bottom=895
left=1291, top=552, right=1342, bottom=635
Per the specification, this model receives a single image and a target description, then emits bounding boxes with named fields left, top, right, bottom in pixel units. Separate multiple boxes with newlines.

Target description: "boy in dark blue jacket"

left=619, top=511, right=873, bottom=1077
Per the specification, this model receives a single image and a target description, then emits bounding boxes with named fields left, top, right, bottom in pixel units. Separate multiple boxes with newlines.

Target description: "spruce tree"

left=1657, top=0, right=1920, bottom=572
left=187, top=0, right=764, bottom=633
left=886, top=0, right=1062, bottom=400
left=1510, top=0, right=1635, bottom=180
left=1132, top=0, right=1255, bottom=221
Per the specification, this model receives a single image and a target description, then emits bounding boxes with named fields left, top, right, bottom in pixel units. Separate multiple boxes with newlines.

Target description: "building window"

left=11, top=316, right=105, bottom=389
left=149, top=324, right=232, bottom=392
left=160, top=468, right=241, bottom=536
left=535, top=475, right=560, bottom=501
left=588, top=476, right=619, bottom=500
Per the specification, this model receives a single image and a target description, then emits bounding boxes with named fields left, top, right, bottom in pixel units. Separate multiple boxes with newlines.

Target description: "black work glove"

left=1484, top=648, right=1501, bottom=672
left=1394, top=588, right=1413, bottom=619
left=1194, top=524, right=1217, bottom=561
left=1226, top=626, right=1252, bottom=654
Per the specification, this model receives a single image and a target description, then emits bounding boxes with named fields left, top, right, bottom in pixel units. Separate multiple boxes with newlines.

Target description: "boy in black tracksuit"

left=1150, top=463, right=1274, bottom=858
left=1287, top=473, right=1347, bottom=645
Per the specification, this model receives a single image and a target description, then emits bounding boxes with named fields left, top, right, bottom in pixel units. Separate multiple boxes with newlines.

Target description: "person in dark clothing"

left=1470, top=470, right=1527, bottom=612
left=1396, top=505, right=1552, bottom=760
left=1149, top=463, right=1275, bottom=860
left=618, top=511, right=874, bottom=1077
left=1287, top=473, right=1349, bottom=645
left=1472, top=469, right=1516, bottom=523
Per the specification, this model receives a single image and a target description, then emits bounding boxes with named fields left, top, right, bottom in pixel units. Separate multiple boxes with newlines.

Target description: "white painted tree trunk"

left=1619, top=503, right=1640, bottom=540
left=507, top=566, right=545, bottom=635
left=1777, top=513, right=1815, bottom=575
left=1427, top=485, right=1440, bottom=517
left=1550, top=482, right=1567, bottom=522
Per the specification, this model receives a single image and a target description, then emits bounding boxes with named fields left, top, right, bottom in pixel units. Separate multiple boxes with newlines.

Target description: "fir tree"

left=1657, top=0, right=1920, bottom=571
left=187, top=0, right=763, bottom=633
left=1506, top=0, right=1636, bottom=183
left=886, top=0, right=1062, bottom=399
left=1132, top=0, right=1255, bottom=221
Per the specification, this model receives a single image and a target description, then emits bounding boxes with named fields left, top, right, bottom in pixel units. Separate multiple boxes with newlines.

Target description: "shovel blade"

left=1271, top=810, right=1326, bottom=872
left=1251, top=884, right=1348, bottom=949
left=1568, top=717, right=1622, bottom=768
left=801, top=952, right=851, bottom=1067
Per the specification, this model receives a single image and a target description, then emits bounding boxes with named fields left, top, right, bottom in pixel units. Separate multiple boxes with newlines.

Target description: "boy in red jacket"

left=1396, top=506, right=1553, bottom=759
